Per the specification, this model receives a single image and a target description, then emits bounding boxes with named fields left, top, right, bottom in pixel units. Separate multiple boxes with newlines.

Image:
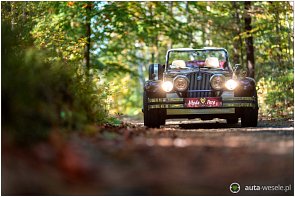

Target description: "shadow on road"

left=178, top=122, right=240, bottom=129
left=166, top=119, right=294, bottom=130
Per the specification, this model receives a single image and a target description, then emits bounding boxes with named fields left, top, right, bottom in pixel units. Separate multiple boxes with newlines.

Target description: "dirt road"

left=2, top=119, right=294, bottom=195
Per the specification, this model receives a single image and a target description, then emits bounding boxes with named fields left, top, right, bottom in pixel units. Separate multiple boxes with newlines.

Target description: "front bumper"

left=148, top=97, right=257, bottom=115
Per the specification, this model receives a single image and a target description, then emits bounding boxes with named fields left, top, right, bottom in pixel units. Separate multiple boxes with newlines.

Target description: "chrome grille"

left=187, top=72, right=213, bottom=97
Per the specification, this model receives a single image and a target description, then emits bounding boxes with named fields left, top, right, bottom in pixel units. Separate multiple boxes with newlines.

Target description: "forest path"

left=3, top=118, right=294, bottom=195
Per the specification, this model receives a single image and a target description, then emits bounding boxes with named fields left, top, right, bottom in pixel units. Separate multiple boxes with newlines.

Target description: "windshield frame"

left=165, top=48, right=231, bottom=71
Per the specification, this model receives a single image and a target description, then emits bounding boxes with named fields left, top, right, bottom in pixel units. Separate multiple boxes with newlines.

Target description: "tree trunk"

left=151, top=52, right=155, bottom=63
left=205, top=5, right=212, bottom=46
left=168, top=1, right=173, bottom=49
left=240, top=30, right=244, bottom=67
left=232, top=2, right=240, bottom=65
left=84, top=3, right=91, bottom=71
left=148, top=3, right=158, bottom=63
left=244, top=1, right=255, bottom=78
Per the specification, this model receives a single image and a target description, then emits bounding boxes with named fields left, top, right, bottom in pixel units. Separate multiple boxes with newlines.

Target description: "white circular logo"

left=230, top=182, right=240, bottom=194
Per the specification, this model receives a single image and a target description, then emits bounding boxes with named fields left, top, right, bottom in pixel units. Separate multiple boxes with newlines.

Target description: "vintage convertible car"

left=143, top=47, right=258, bottom=128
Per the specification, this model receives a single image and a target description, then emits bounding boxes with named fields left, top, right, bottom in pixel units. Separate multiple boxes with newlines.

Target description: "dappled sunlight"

left=133, top=124, right=293, bottom=155
left=124, top=118, right=295, bottom=156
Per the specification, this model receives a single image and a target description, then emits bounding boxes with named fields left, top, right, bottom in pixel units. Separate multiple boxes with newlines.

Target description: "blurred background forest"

left=2, top=1, right=294, bottom=143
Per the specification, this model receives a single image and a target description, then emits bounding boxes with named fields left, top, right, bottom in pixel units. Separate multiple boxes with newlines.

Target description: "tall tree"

left=84, top=3, right=92, bottom=71
left=244, top=1, right=255, bottom=78
left=232, top=2, right=242, bottom=65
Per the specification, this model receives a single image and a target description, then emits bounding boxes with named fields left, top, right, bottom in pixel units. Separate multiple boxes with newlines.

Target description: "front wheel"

left=241, top=108, right=258, bottom=127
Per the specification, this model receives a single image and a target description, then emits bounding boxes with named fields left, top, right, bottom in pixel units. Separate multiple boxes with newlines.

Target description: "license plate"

left=184, top=97, right=222, bottom=108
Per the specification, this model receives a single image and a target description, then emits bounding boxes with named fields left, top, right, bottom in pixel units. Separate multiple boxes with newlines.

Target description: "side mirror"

left=232, top=64, right=240, bottom=79
left=233, top=64, right=241, bottom=72
left=233, top=64, right=248, bottom=78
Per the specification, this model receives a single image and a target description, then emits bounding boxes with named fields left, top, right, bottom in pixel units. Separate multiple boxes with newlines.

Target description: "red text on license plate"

left=185, top=97, right=222, bottom=108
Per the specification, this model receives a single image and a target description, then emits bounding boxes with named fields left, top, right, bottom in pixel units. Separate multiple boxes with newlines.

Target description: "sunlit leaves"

left=31, top=2, right=89, bottom=63
left=257, top=71, right=294, bottom=118
left=2, top=1, right=293, bottom=118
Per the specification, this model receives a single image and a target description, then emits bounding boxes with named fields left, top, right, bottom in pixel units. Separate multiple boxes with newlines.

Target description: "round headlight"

left=162, top=81, right=173, bottom=92
left=225, top=79, right=238, bottom=90
left=173, top=75, right=189, bottom=92
left=210, top=74, right=225, bottom=90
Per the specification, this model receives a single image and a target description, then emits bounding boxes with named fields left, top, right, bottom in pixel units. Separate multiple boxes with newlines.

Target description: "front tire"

left=241, top=108, right=258, bottom=127
left=143, top=91, right=163, bottom=128
left=241, top=89, right=258, bottom=127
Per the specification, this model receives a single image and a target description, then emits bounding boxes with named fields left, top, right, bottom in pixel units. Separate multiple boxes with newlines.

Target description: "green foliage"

left=106, top=116, right=122, bottom=127
left=103, top=63, right=142, bottom=115
left=94, top=1, right=293, bottom=118
left=257, top=71, right=294, bottom=119
left=31, top=2, right=88, bottom=63
left=2, top=22, right=109, bottom=145
left=2, top=1, right=293, bottom=124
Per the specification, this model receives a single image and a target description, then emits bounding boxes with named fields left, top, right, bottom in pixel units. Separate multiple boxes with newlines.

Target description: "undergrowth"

left=2, top=23, right=110, bottom=145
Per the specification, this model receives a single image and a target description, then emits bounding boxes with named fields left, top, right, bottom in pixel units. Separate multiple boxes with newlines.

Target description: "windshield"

left=167, top=50, right=228, bottom=70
